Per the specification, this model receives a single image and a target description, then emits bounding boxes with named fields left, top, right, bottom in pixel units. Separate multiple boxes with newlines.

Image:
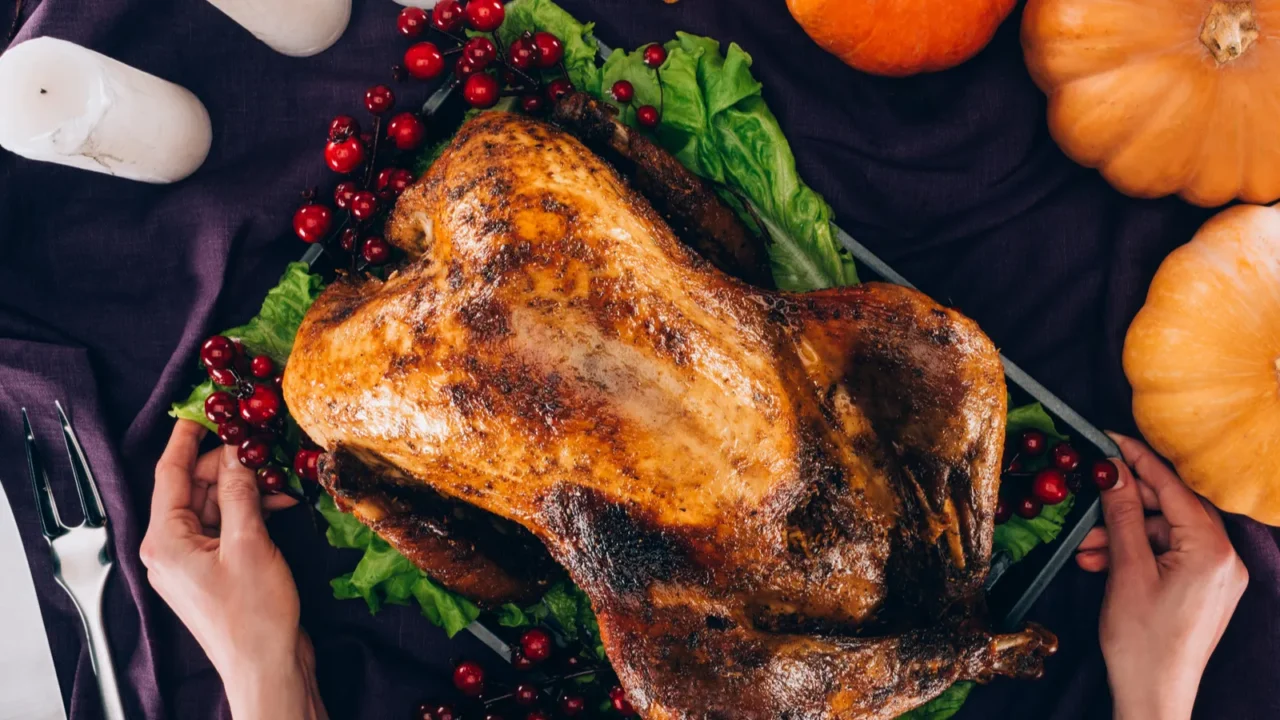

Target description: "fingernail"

left=1108, top=458, right=1125, bottom=491
left=222, top=443, right=240, bottom=469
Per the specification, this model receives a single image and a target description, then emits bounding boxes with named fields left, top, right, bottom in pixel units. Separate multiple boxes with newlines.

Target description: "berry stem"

left=361, top=115, right=384, bottom=190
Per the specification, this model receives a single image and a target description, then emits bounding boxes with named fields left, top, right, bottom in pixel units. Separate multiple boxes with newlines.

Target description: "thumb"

left=217, top=444, right=268, bottom=540
left=1099, top=458, right=1157, bottom=581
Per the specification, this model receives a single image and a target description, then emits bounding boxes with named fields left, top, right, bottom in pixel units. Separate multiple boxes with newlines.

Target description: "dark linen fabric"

left=0, top=0, right=1276, bottom=718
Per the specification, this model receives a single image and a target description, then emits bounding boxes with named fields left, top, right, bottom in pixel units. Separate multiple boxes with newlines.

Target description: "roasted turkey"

left=283, top=109, right=1056, bottom=719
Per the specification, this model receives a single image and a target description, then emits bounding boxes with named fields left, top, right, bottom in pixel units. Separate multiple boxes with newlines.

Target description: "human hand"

left=141, top=420, right=326, bottom=720
left=1075, top=433, right=1248, bottom=720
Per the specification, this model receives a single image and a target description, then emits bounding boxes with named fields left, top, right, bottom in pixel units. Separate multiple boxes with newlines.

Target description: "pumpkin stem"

left=1201, top=2, right=1259, bottom=63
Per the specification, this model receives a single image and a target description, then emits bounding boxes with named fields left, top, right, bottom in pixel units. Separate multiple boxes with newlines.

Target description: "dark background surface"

left=1, top=0, right=1277, bottom=718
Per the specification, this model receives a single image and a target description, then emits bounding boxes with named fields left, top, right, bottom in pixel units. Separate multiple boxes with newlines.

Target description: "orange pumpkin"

left=1123, top=204, right=1280, bottom=524
left=786, top=0, right=1017, bottom=76
left=1023, top=0, right=1280, bottom=207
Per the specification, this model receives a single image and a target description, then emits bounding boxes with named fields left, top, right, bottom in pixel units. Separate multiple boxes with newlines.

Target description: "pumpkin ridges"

left=1124, top=201, right=1280, bottom=526
left=787, top=0, right=1016, bottom=76
left=1025, top=0, right=1280, bottom=205
left=1047, top=59, right=1185, bottom=167
left=1176, top=408, right=1280, bottom=524
left=1101, top=69, right=1210, bottom=197
left=1023, top=0, right=1193, bottom=85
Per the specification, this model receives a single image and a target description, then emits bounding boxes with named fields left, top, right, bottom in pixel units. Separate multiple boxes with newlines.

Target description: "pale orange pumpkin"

left=1123, top=204, right=1280, bottom=524
left=787, top=0, right=1018, bottom=77
left=1023, top=0, right=1280, bottom=207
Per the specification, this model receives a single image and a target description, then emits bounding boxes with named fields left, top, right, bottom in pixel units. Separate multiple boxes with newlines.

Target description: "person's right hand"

left=141, top=420, right=326, bottom=720
left=1075, top=433, right=1248, bottom=720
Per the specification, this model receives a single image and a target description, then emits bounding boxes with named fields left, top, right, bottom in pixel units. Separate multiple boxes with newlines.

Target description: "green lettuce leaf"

left=317, top=495, right=479, bottom=635
left=222, top=261, right=326, bottom=366
left=168, top=262, right=325, bottom=430
left=898, top=682, right=975, bottom=720
left=498, top=0, right=602, bottom=96
left=597, top=33, right=858, bottom=292
left=1006, top=401, right=1069, bottom=441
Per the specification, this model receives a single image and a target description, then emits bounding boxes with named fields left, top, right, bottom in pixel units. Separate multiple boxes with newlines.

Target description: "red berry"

left=433, top=705, right=457, bottom=720
left=611, top=80, right=634, bottom=104
left=405, top=42, right=445, bottom=80
left=1032, top=468, right=1070, bottom=505
left=249, top=354, right=274, bottom=379
left=514, top=684, right=538, bottom=706
left=508, top=36, right=538, bottom=70
left=463, top=73, right=500, bottom=109
left=387, top=112, right=427, bottom=151
left=511, top=650, right=535, bottom=671
left=339, top=227, right=359, bottom=252
left=560, top=695, right=585, bottom=716
left=207, top=366, right=239, bottom=387
left=452, top=660, right=485, bottom=697
left=636, top=105, right=660, bottom=128
left=431, top=0, right=464, bottom=32
left=200, top=335, right=237, bottom=370
left=237, top=437, right=271, bottom=469
left=239, top=384, right=282, bottom=426
left=1020, top=429, right=1047, bottom=456
left=464, top=0, right=504, bottom=32
left=328, top=114, right=360, bottom=141
left=519, top=94, right=544, bottom=114
left=462, top=37, right=497, bottom=70
left=325, top=136, right=366, bottom=174
left=204, top=391, right=237, bottom=424
left=397, top=7, right=428, bottom=38
left=361, top=236, right=392, bottom=265
left=545, top=78, right=573, bottom=103
left=525, top=712, right=550, bottom=720
left=364, top=85, right=395, bottom=115
left=217, top=418, right=251, bottom=446
left=1051, top=442, right=1081, bottom=472
left=293, top=203, right=333, bottom=243
left=1091, top=459, right=1120, bottom=491
left=333, top=181, right=358, bottom=210
left=294, top=448, right=321, bottom=482
left=532, top=32, right=563, bottom=68
left=520, top=628, right=552, bottom=663
left=257, top=466, right=287, bottom=494
left=994, top=497, right=1012, bottom=524
left=1015, top=495, right=1043, bottom=519
left=377, top=168, right=414, bottom=197
left=643, top=43, right=667, bottom=68
left=457, top=56, right=482, bottom=79
left=350, top=191, right=378, bottom=221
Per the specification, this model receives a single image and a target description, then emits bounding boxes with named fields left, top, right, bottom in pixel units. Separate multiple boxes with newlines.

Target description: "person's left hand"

left=141, top=419, right=326, bottom=720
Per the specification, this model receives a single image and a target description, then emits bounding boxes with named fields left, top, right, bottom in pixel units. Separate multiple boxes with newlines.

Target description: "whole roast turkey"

left=283, top=105, right=1056, bottom=719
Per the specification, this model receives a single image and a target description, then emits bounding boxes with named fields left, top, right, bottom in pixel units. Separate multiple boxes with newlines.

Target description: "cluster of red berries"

left=396, top=1, right=579, bottom=114
left=608, top=43, right=667, bottom=128
left=292, top=91, right=419, bottom=266
left=199, top=335, right=320, bottom=495
left=995, top=429, right=1120, bottom=524
left=416, top=629, right=634, bottom=720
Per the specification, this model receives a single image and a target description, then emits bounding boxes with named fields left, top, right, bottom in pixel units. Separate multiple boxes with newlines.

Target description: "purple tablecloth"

left=1, top=0, right=1277, bottom=718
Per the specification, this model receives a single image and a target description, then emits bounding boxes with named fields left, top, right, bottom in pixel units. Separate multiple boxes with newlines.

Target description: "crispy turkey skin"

left=284, top=112, right=1055, bottom=719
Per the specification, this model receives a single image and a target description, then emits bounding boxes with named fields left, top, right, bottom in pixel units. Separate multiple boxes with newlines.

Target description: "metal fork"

left=22, top=402, right=126, bottom=720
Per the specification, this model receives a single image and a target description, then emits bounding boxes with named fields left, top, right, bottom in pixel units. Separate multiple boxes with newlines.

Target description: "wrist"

left=223, top=644, right=326, bottom=720
left=1112, top=680, right=1197, bottom=720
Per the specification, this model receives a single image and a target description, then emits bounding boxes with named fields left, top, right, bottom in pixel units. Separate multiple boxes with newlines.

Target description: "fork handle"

left=81, top=589, right=127, bottom=720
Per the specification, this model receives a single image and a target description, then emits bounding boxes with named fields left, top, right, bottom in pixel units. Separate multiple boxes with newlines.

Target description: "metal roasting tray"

left=295, top=35, right=1116, bottom=661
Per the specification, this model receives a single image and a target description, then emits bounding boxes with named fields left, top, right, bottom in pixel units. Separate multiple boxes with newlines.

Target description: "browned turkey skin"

left=284, top=112, right=1055, bottom=719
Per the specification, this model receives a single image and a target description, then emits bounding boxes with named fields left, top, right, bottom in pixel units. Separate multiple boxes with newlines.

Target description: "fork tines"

left=22, top=402, right=107, bottom=539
